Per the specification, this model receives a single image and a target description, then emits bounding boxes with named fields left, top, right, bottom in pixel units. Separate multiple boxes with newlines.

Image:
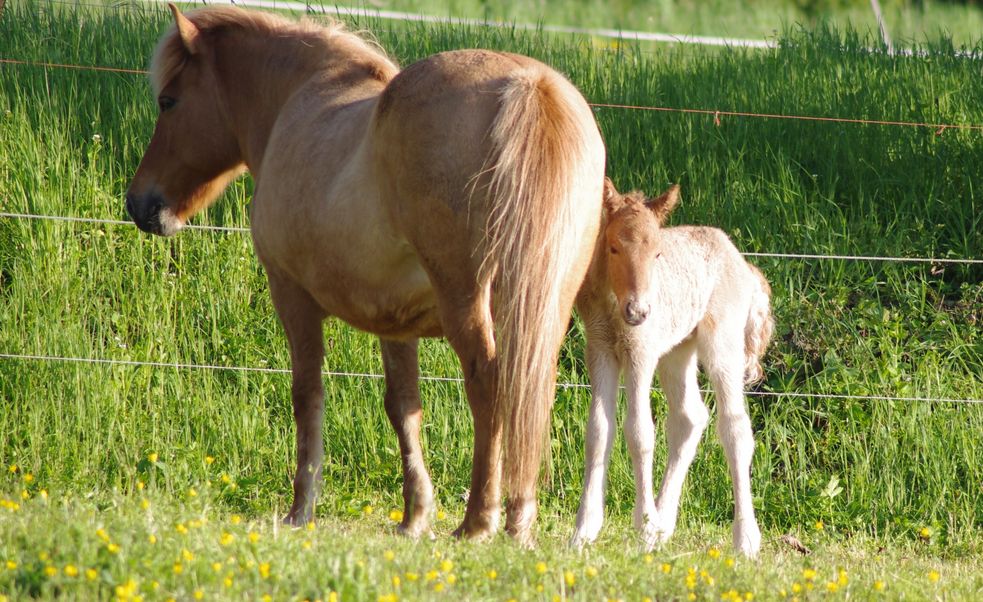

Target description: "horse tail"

left=481, top=68, right=603, bottom=514
left=743, top=263, right=774, bottom=384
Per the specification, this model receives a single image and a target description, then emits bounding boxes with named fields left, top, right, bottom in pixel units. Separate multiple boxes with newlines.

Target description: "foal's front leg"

left=381, top=339, right=435, bottom=538
left=269, top=274, right=327, bottom=525
left=623, top=351, right=660, bottom=540
left=571, top=341, right=620, bottom=547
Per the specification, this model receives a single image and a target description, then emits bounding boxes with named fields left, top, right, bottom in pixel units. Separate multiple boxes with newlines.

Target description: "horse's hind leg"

left=650, top=337, right=707, bottom=548
left=699, top=323, right=761, bottom=557
left=381, top=338, right=435, bottom=538
left=269, top=272, right=327, bottom=526
left=438, top=286, right=503, bottom=541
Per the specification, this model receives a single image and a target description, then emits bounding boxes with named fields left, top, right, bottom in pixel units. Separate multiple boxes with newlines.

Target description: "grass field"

left=1, top=0, right=982, bottom=599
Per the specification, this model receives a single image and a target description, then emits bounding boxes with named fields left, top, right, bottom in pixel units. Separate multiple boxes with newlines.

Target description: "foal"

left=572, top=180, right=773, bottom=557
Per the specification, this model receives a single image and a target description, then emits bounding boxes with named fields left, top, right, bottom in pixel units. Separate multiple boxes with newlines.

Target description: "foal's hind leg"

left=269, top=273, right=327, bottom=526
left=381, top=339, right=435, bottom=538
left=649, top=338, right=708, bottom=548
left=699, top=323, right=761, bottom=557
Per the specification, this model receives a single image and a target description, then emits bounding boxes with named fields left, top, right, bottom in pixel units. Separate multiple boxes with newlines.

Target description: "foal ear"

left=646, top=184, right=681, bottom=223
left=169, top=3, right=201, bottom=56
left=601, top=177, right=623, bottom=215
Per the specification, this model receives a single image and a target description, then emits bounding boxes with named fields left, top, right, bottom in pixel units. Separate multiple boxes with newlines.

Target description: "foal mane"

left=150, top=7, right=398, bottom=95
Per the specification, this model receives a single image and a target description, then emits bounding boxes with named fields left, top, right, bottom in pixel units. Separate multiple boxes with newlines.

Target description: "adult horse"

left=125, top=4, right=605, bottom=543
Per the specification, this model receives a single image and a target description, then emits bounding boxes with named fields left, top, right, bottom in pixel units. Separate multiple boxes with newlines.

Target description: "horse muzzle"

left=126, top=191, right=182, bottom=236
left=622, top=299, right=650, bottom=326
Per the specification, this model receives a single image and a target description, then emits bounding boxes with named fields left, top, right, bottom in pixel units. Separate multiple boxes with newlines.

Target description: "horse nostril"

left=623, top=300, right=650, bottom=326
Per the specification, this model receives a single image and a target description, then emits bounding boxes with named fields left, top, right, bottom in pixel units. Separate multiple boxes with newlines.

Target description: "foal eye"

left=157, top=96, right=177, bottom=112
left=609, top=246, right=618, bottom=255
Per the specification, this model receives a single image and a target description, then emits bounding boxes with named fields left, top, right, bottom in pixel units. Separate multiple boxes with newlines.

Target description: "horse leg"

left=269, top=273, right=327, bottom=526
left=571, top=340, right=621, bottom=547
left=380, top=338, right=435, bottom=538
left=623, top=351, right=660, bottom=543
left=700, top=325, right=761, bottom=557
left=439, top=289, right=502, bottom=541
left=650, top=338, right=708, bottom=547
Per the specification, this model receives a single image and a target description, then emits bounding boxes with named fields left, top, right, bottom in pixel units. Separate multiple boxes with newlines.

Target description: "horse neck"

left=212, top=30, right=391, bottom=177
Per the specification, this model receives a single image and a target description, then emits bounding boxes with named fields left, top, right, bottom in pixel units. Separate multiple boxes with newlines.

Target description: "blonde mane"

left=149, top=7, right=398, bottom=94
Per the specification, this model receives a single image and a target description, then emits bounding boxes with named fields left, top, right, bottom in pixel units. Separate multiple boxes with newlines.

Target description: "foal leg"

left=269, top=273, right=327, bottom=526
left=571, top=341, right=621, bottom=547
left=650, top=338, right=708, bottom=547
left=623, top=352, right=660, bottom=541
left=700, top=325, right=761, bottom=557
left=381, top=339, right=435, bottom=538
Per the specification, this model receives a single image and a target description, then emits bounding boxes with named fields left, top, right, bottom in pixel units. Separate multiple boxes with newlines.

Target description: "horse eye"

left=609, top=246, right=619, bottom=255
left=158, top=96, right=177, bottom=112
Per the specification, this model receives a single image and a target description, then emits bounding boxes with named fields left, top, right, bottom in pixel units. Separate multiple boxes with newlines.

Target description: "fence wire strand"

left=2, top=352, right=981, bottom=405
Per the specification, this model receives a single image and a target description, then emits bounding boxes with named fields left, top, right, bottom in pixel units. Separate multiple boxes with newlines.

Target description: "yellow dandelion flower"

left=440, top=560, right=453, bottom=573
left=564, top=570, right=575, bottom=586
left=687, top=594, right=696, bottom=602
left=434, top=582, right=444, bottom=592
left=328, top=593, right=338, bottom=602
left=248, top=531, right=260, bottom=543
left=182, top=549, right=194, bottom=562
left=151, top=581, right=159, bottom=591
left=708, top=547, right=721, bottom=559
left=220, top=532, right=235, bottom=546
left=425, top=570, right=439, bottom=582
left=644, top=554, right=653, bottom=564
left=261, top=596, right=271, bottom=602
left=259, top=562, right=271, bottom=579
left=173, top=563, right=183, bottom=575
left=837, top=570, right=848, bottom=586
left=136, top=480, right=144, bottom=491
left=725, top=558, right=735, bottom=568
left=363, top=505, right=374, bottom=516
left=20, top=490, right=29, bottom=500
left=446, top=574, right=456, bottom=585
left=919, top=527, right=932, bottom=540
left=175, top=523, right=188, bottom=535
left=392, top=575, right=401, bottom=588
left=744, top=592, right=754, bottom=600
left=39, top=490, right=48, bottom=500
left=802, top=568, right=817, bottom=582
left=383, top=550, right=395, bottom=561
left=643, top=598, right=653, bottom=602
left=205, top=456, right=215, bottom=465
left=535, top=584, right=544, bottom=593
left=224, top=575, right=234, bottom=588
left=23, top=474, right=33, bottom=484
left=7, top=464, right=16, bottom=473
left=64, top=564, right=79, bottom=577
left=6, top=560, right=17, bottom=570
left=436, top=510, right=446, bottom=520
left=302, top=540, right=313, bottom=550
left=389, top=510, right=403, bottom=522
left=405, top=572, right=419, bottom=582
left=148, top=534, right=157, bottom=545
left=586, top=566, right=598, bottom=578
left=85, top=568, right=98, bottom=580
left=661, top=563, right=672, bottom=574
left=826, top=582, right=838, bottom=593
left=535, top=561, right=547, bottom=574
left=187, top=488, right=198, bottom=498
left=791, top=582, right=801, bottom=593
left=873, top=580, right=886, bottom=591
left=147, top=453, right=158, bottom=463
left=220, top=474, right=232, bottom=485
left=212, top=562, right=222, bottom=572
left=194, top=591, right=204, bottom=601
left=106, top=543, right=120, bottom=554
left=140, top=499, right=150, bottom=510
left=815, top=520, right=824, bottom=531
left=96, top=528, right=110, bottom=542
left=306, top=521, right=316, bottom=532
left=230, top=515, right=242, bottom=525
left=928, top=570, right=940, bottom=583
left=486, top=570, right=497, bottom=580
left=44, top=565, right=57, bottom=577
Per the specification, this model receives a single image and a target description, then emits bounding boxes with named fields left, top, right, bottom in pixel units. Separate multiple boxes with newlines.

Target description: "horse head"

left=601, top=178, right=680, bottom=325
left=125, top=4, right=244, bottom=236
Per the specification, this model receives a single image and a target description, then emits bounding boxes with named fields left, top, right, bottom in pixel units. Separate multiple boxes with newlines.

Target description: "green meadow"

left=0, top=1, right=981, bottom=599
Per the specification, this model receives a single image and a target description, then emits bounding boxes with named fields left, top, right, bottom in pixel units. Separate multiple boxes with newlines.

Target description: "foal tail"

left=743, top=264, right=774, bottom=384
left=481, top=68, right=602, bottom=509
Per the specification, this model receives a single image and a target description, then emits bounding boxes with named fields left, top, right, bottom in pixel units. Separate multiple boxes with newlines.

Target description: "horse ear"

left=646, top=184, right=681, bottom=223
left=602, top=177, right=623, bottom=215
left=169, top=3, right=200, bottom=56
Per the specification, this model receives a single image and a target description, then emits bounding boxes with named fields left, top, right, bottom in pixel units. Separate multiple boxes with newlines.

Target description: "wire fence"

left=1, top=8, right=980, bottom=408
left=2, top=352, right=980, bottom=405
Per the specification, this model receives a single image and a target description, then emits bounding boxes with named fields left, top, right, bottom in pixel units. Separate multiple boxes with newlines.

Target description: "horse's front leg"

left=269, top=273, right=328, bottom=525
left=571, top=340, right=620, bottom=547
left=380, top=338, right=435, bottom=538
left=623, top=349, right=660, bottom=542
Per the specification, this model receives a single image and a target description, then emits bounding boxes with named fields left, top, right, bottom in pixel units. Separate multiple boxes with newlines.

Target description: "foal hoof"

left=397, top=521, right=435, bottom=541
left=733, top=520, right=761, bottom=559
left=282, top=512, right=312, bottom=528
left=639, top=522, right=673, bottom=551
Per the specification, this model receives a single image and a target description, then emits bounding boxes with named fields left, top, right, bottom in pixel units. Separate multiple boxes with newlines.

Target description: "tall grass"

left=0, top=0, right=981, bottom=552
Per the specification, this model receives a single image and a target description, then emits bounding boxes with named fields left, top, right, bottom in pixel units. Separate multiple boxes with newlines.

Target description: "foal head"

left=601, top=178, right=681, bottom=326
left=125, top=4, right=245, bottom=235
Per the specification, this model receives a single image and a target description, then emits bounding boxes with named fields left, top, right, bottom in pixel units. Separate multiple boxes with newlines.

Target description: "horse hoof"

left=569, top=532, right=595, bottom=550
left=396, top=521, right=433, bottom=540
